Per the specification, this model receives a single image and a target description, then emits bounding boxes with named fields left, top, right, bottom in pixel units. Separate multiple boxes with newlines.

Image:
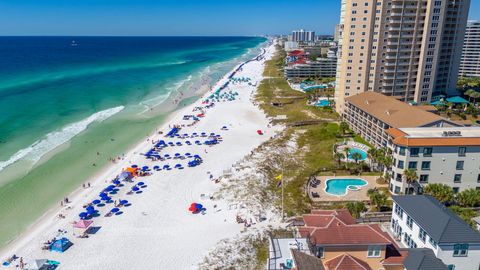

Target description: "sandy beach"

left=1, top=41, right=279, bottom=269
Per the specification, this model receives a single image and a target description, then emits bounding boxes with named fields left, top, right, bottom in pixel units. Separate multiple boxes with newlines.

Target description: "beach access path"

left=0, top=42, right=280, bottom=269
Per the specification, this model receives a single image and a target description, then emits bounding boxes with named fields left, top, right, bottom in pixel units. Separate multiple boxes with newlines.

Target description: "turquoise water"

left=0, top=36, right=266, bottom=247
left=325, top=178, right=367, bottom=196
left=348, top=148, right=367, bottom=161
left=315, top=99, right=331, bottom=107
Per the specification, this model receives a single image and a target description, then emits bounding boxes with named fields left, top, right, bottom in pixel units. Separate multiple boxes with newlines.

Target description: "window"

left=421, top=161, right=431, bottom=170
left=408, top=162, right=417, bottom=169
left=367, top=245, right=381, bottom=257
left=478, top=174, right=480, bottom=183
left=423, top=148, right=432, bottom=157
left=419, top=174, right=429, bottom=183
left=454, top=174, right=462, bottom=183
left=315, top=247, right=324, bottom=258
left=399, top=147, right=406, bottom=156
left=453, top=244, right=469, bottom=257
left=410, top=148, right=419, bottom=156
left=453, top=187, right=460, bottom=194
left=458, top=147, right=466, bottom=156
left=456, top=161, right=464, bottom=170
left=448, top=265, right=455, bottom=270
left=429, top=237, right=437, bottom=248
left=419, top=229, right=427, bottom=243
left=394, top=204, right=403, bottom=219
left=406, top=216, right=413, bottom=229
left=398, top=160, right=404, bottom=169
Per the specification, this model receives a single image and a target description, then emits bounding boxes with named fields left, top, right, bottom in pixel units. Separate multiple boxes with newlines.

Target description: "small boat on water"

left=71, top=40, right=78, bottom=47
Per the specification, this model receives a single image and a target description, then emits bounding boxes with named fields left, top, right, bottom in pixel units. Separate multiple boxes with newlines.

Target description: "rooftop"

left=345, top=92, right=452, bottom=128
left=392, top=195, right=480, bottom=244
left=402, top=249, right=448, bottom=270
left=291, top=249, right=325, bottom=270
left=324, top=254, right=372, bottom=270
left=387, top=127, right=480, bottom=146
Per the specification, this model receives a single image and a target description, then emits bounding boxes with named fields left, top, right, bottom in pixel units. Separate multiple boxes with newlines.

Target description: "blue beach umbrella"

left=111, top=208, right=120, bottom=213
left=113, top=180, right=121, bottom=185
left=153, top=165, right=160, bottom=170
left=92, top=200, right=101, bottom=204
left=137, top=182, right=145, bottom=186
left=79, top=212, right=88, bottom=219
left=120, top=200, right=128, bottom=205
left=163, top=165, right=170, bottom=169
left=132, top=186, right=140, bottom=192
left=131, top=165, right=138, bottom=168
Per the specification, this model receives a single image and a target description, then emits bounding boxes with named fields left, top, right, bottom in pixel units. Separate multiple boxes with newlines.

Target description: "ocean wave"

left=0, top=106, right=124, bottom=172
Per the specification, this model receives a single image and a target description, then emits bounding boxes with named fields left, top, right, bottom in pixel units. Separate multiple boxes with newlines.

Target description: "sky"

left=0, top=0, right=479, bottom=36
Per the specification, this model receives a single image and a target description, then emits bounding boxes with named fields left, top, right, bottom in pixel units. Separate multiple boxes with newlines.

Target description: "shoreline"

left=1, top=40, right=277, bottom=269
left=0, top=39, right=264, bottom=247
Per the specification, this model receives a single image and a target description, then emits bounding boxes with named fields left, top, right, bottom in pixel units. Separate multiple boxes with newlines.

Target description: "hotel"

left=387, top=126, right=480, bottom=194
left=334, top=0, right=471, bottom=113
left=459, top=20, right=480, bottom=77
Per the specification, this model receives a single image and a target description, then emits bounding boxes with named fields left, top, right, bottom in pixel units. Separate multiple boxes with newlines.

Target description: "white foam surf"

left=0, top=106, right=125, bottom=172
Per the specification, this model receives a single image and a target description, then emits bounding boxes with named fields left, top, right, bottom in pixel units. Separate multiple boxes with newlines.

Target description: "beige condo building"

left=335, top=0, right=471, bottom=113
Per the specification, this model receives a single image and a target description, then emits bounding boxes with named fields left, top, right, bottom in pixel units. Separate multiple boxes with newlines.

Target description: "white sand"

left=1, top=42, right=279, bottom=270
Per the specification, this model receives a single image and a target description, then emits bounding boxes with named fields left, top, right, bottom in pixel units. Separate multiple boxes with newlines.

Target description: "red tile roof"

left=324, top=254, right=372, bottom=270
left=309, top=224, right=393, bottom=246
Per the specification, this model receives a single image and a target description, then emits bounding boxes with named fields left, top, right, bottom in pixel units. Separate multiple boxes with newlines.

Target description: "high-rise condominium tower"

left=335, top=0, right=471, bottom=113
left=459, top=21, right=480, bottom=77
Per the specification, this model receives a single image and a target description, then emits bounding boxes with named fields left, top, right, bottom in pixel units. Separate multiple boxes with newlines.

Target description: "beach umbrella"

left=113, top=180, right=121, bottom=185
left=175, top=164, right=182, bottom=168
left=163, top=165, right=170, bottom=169
left=86, top=205, right=95, bottom=212
left=92, top=199, right=101, bottom=205
left=142, top=166, right=149, bottom=170
left=24, top=259, right=48, bottom=270
left=175, top=153, right=181, bottom=157
left=132, top=186, right=140, bottom=192
left=111, top=208, right=120, bottom=213
left=153, top=165, right=160, bottom=170
left=101, top=196, right=111, bottom=201
left=137, top=182, right=145, bottom=186
left=100, top=192, right=108, bottom=198
left=194, top=155, right=200, bottom=158
left=131, top=165, right=138, bottom=168
left=185, top=153, right=191, bottom=156
left=79, top=212, right=88, bottom=219
left=120, top=200, right=128, bottom=205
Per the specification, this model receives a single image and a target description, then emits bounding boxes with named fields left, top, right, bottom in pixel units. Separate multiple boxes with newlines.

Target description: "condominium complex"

left=334, top=0, right=471, bottom=113
left=291, top=29, right=316, bottom=43
left=459, top=20, right=480, bottom=77
left=391, top=195, right=480, bottom=269
left=387, top=126, right=480, bottom=194
left=284, top=49, right=337, bottom=79
left=343, top=92, right=459, bottom=148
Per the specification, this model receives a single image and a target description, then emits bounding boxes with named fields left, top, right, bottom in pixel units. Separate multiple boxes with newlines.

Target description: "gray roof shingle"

left=403, top=248, right=448, bottom=270
left=392, top=195, right=480, bottom=244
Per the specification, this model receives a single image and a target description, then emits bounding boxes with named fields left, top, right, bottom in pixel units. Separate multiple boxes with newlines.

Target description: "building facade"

left=292, top=29, right=316, bottom=43
left=334, top=0, right=471, bottom=113
left=391, top=195, right=480, bottom=270
left=343, top=92, right=459, bottom=148
left=459, top=20, right=480, bottom=77
left=387, top=127, right=480, bottom=195
left=284, top=51, right=337, bottom=79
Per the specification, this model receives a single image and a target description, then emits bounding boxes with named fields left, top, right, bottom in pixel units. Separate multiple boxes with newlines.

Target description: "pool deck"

left=308, top=175, right=386, bottom=202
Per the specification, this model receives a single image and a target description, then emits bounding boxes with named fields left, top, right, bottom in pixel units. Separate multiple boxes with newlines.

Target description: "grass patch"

left=253, top=238, right=269, bottom=270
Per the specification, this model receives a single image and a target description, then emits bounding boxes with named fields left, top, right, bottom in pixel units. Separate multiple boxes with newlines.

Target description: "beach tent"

left=25, top=259, right=49, bottom=270
left=125, top=167, right=138, bottom=176
left=73, top=220, right=93, bottom=235
left=50, top=237, right=72, bottom=253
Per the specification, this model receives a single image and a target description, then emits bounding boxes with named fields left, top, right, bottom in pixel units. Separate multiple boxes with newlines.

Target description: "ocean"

left=0, top=36, right=266, bottom=247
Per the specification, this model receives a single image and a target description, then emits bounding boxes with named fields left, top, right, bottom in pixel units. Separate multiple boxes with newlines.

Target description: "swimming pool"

left=325, top=178, right=367, bottom=196
left=316, top=99, right=331, bottom=107
left=348, top=147, right=367, bottom=161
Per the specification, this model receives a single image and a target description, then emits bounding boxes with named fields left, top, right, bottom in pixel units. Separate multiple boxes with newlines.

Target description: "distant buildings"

left=284, top=49, right=337, bottom=79
left=292, top=29, right=316, bottom=43
left=391, top=195, right=480, bottom=270
left=343, top=92, right=459, bottom=148
left=459, top=20, right=480, bottom=77
left=387, top=127, right=480, bottom=194
left=334, top=0, right=471, bottom=113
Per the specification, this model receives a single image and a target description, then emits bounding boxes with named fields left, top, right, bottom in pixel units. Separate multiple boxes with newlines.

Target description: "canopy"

left=125, top=167, right=138, bottom=175
left=50, top=237, right=72, bottom=253
left=446, top=96, right=469, bottom=104
left=73, top=220, right=93, bottom=229
left=25, top=259, right=48, bottom=270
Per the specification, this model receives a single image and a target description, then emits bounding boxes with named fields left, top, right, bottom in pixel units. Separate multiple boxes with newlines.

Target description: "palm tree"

left=403, top=169, right=418, bottom=194
left=424, top=183, right=454, bottom=204
left=367, top=148, right=377, bottom=168
left=368, top=189, right=388, bottom=211
left=339, top=122, right=349, bottom=136
left=465, top=89, right=476, bottom=103
left=456, top=189, right=480, bottom=207
left=351, top=152, right=362, bottom=164
left=346, top=202, right=366, bottom=219
left=334, top=152, right=345, bottom=167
